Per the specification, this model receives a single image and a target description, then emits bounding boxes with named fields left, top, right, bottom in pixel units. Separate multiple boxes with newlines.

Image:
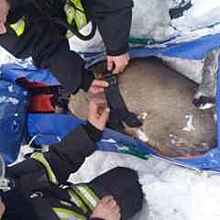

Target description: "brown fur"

left=69, top=57, right=216, bottom=158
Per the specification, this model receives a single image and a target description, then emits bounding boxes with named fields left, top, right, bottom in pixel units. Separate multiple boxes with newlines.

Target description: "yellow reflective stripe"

left=68, top=189, right=88, bottom=214
left=65, top=3, right=76, bottom=26
left=66, top=0, right=87, bottom=29
left=10, top=18, right=25, bottom=36
left=31, top=152, right=58, bottom=184
left=53, top=207, right=86, bottom=220
left=74, top=185, right=99, bottom=210
left=74, top=1, right=87, bottom=29
left=64, top=0, right=88, bottom=38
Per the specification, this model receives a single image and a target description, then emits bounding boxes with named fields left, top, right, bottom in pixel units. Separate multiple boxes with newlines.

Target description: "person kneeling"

left=0, top=100, right=143, bottom=220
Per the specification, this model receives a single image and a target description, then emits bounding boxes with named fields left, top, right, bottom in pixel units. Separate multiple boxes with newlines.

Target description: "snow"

left=69, top=151, right=220, bottom=220
left=0, top=47, right=16, bottom=69
left=172, top=0, right=220, bottom=32
left=69, top=0, right=220, bottom=53
left=0, top=96, right=19, bottom=105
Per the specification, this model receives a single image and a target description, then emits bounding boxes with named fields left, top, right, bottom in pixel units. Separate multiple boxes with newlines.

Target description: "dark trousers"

left=89, top=167, right=144, bottom=220
left=0, top=26, right=85, bottom=94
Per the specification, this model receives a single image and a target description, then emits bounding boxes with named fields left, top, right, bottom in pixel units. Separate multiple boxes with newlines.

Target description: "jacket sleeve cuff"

left=97, top=7, right=132, bottom=57
left=52, top=125, right=97, bottom=157
left=106, top=44, right=129, bottom=56
left=83, top=121, right=103, bottom=142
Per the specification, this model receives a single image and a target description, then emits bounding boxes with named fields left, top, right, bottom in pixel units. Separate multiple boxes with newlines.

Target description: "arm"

left=6, top=123, right=101, bottom=191
left=87, top=0, right=133, bottom=56
left=85, top=0, right=133, bottom=73
left=44, top=100, right=109, bottom=184
left=7, top=100, right=109, bottom=186
left=42, top=122, right=101, bottom=184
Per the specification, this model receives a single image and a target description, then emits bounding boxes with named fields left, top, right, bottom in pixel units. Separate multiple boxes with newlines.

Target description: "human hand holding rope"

left=107, top=52, right=130, bottom=74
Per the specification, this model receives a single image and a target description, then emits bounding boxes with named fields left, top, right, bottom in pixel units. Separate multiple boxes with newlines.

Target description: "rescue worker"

left=0, top=100, right=144, bottom=220
left=0, top=0, right=133, bottom=95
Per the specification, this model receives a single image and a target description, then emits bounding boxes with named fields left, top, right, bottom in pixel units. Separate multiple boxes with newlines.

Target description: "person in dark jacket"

left=0, top=0, right=133, bottom=95
left=0, top=100, right=143, bottom=220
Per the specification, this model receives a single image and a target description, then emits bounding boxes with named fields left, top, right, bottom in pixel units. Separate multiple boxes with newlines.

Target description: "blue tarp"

left=129, top=33, right=220, bottom=60
left=2, top=32, right=220, bottom=172
left=76, top=33, right=220, bottom=172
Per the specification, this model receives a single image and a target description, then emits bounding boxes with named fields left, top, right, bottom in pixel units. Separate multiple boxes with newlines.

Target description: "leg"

left=89, top=167, right=144, bottom=220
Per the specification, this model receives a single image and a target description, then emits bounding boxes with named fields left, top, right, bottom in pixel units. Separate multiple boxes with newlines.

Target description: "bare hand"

left=88, top=79, right=109, bottom=95
left=0, top=0, right=10, bottom=34
left=0, top=200, right=5, bottom=218
left=88, top=100, right=109, bottom=131
left=0, top=23, right=6, bottom=34
left=107, top=53, right=130, bottom=74
left=91, top=196, right=121, bottom=220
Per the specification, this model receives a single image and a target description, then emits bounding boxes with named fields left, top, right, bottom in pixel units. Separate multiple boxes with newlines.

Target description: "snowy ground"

left=70, top=151, right=220, bottom=220
left=69, top=0, right=220, bottom=53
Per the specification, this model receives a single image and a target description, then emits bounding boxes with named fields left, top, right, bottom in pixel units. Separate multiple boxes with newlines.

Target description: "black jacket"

left=2, top=123, right=104, bottom=220
left=8, top=0, right=133, bottom=56
left=2, top=0, right=133, bottom=94
left=1, top=123, right=143, bottom=220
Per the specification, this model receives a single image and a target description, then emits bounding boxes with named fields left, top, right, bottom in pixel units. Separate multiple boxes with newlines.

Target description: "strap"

left=192, top=96, right=215, bottom=108
left=104, top=71, right=143, bottom=128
